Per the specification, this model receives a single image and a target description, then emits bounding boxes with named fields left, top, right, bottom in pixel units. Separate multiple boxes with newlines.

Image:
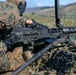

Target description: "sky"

left=0, top=0, right=76, bottom=8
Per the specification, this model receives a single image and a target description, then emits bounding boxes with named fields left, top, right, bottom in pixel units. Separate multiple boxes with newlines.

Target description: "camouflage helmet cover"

left=0, top=2, right=20, bottom=29
left=7, top=0, right=25, bottom=6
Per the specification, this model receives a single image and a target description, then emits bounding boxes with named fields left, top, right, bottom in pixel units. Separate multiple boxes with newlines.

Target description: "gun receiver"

left=2, top=23, right=76, bottom=50
left=11, top=25, right=76, bottom=41
left=62, top=27, right=76, bottom=34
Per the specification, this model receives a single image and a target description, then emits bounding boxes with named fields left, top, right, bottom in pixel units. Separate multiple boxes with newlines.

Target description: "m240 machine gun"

left=1, top=0, right=76, bottom=75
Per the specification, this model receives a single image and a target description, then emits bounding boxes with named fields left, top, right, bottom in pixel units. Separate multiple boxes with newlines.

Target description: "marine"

left=6, top=0, right=34, bottom=68
left=6, top=0, right=34, bottom=63
left=0, top=2, right=32, bottom=72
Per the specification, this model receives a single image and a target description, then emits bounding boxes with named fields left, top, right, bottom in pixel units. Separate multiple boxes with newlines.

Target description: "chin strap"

left=18, top=1, right=27, bottom=16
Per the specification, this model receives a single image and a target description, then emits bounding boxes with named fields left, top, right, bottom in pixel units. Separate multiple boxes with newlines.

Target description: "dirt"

left=0, top=44, right=76, bottom=75
left=0, top=67, right=57, bottom=75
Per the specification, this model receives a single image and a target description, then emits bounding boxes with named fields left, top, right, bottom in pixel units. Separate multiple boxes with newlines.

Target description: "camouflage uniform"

left=7, top=0, right=25, bottom=6
left=7, top=0, right=26, bottom=16
left=6, top=0, right=33, bottom=62
left=0, top=2, right=32, bottom=72
left=6, top=0, right=27, bottom=25
left=0, top=2, right=21, bottom=72
left=0, top=54, right=10, bottom=72
left=0, top=2, right=20, bottom=29
left=0, top=42, right=10, bottom=72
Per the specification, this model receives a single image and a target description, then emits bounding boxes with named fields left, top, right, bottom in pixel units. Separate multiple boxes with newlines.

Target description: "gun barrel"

left=63, top=27, right=76, bottom=34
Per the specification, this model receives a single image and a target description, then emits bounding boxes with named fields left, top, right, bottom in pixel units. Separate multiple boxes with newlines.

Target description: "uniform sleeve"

left=19, top=17, right=27, bottom=27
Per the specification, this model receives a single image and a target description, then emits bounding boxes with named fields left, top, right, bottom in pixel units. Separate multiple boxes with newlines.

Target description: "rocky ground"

left=0, top=44, right=76, bottom=75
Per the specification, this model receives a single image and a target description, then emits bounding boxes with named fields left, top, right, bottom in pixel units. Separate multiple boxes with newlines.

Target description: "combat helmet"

left=0, top=2, right=20, bottom=29
left=7, top=0, right=26, bottom=16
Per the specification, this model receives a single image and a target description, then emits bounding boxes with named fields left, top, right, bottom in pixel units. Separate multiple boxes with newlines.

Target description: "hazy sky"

left=0, top=0, right=76, bottom=8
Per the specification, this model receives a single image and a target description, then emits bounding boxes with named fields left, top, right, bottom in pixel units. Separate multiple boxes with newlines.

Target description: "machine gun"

left=1, top=0, right=75, bottom=75
left=9, top=24, right=76, bottom=75
left=2, top=20, right=76, bottom=51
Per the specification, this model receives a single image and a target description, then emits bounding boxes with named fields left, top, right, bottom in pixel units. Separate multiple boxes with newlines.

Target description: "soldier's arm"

left=19, top=17, right=43, bottom=27
left=19, top=17, right=33, bottom=27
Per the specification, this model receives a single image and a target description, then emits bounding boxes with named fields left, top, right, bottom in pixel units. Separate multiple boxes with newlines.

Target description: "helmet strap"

left=18, top=1, right=27, bottom=16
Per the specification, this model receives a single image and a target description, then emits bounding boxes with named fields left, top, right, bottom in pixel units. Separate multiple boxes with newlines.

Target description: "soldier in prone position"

left=0, top=2, right=33, bottom=72
left=6, top=0, right=34, bottom=63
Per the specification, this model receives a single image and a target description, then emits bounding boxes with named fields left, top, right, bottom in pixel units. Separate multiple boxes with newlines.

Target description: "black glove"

left=31, top=20, right=47, bottom=29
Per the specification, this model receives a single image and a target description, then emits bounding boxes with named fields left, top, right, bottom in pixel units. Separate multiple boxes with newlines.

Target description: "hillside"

left=61, top=2, right=76, bottom=17
left=25, top=2, right=76, bottom=17
left=25, top=7, right=55, bottom=17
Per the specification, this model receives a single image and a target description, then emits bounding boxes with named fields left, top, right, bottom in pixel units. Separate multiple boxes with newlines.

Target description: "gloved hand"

left=27, top=20, right=37, bottom=28
left=0, top=42, right=7, bottom=54
left=31, top=20, right=46, bottom=28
